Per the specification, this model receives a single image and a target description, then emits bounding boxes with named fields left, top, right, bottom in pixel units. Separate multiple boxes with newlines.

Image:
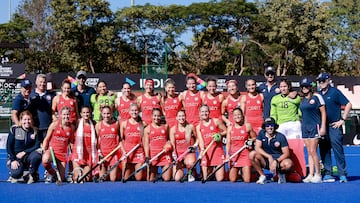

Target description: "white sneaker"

left=45, top=174, right=55, bottom=184
left=311, top=174, right=322, bottom=183
left=256, top=175, right=266, bottom=184
left=188, top=174, right=195, bottom=182
left=278, top=174, right=286, bottom=184
left=302, top=174, right=313, bottom=183
left=27, top=174, right=35, bottom=184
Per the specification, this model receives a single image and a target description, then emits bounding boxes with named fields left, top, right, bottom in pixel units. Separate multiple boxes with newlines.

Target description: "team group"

left=6, top=66, right=351, bottom=184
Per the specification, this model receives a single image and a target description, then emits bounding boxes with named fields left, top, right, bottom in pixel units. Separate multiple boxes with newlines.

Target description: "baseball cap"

left=265, top=66, right=276, bottom=75
left=76, top=70, right=87, bottom=78
left=300, top=77, right=313, bottom=87
left=262, top=117, right=279, bottom=129
left=316, top=72, right=330, bottom=82
left=21, top=79, right=32, bottom=89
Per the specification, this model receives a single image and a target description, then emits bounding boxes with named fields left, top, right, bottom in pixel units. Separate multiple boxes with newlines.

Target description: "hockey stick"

left=180, top=138, right=217, bottom=183
left=202, top=141, right=251, bottom=183
left=77, top=144, right=122, bottom=183
left=50, top=147, right=62, bottom=185
left=153, top=144, right=198, bottom=183
left=99, top=144, right=140, bottom=181
left=123, top=148, right=167, bottom=183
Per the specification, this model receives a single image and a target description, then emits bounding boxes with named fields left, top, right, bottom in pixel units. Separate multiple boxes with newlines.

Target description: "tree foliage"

left=0, top=0, right=358, bottom=76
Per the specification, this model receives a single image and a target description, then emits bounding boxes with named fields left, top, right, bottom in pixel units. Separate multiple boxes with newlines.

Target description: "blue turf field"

left=1, top=147, right=360, bottom=203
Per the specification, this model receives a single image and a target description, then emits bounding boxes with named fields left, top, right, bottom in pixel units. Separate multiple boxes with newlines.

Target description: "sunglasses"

left=318, top=79, right=326, bottom=83
left=77, top=76, right=87, bottom=80
left=265, top=72, right=275, bottom=76
left=265, top=123, right=275, bottom=128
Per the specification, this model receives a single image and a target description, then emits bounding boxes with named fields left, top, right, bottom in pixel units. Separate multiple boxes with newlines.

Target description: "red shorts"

left=71, top=147, right=93, bottom=165
left=230, top=149, right=251, bottom=167
left=150, top=151, right=172, bottom=166
left=126, top=148, right=145, bottom=164
left=201, top=146, right=225, bottom=166
left=48, top=149, right=67, bottom=163
left=102, top=151, right=121, bottom=167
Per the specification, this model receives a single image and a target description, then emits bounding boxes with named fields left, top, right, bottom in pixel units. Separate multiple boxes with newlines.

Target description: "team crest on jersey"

left=152, top=101, right=156, bottom=105
left=56, top=130, right=61, bottom=134
left=240, top=130, right=245, bottom=134
left=137, top=127, right=140, bottom=131
left=213, top=100, right=217, bottom=105
left=111, top=128, right=115, bottom=132
left=195, top=97, right=198, bottom=101
left=309, top=99, right=315, bottom=104
left=161, top=129, right=165, bottom=134
left=274, top=141, right=280, bottom=147
left=46, top=95, right=52, bottom=100
left=121, top=103, right=124, bottom=107
left=175, top=134, right=179, bottom=138
left=275, top=88, right=280, bottom=93
left=70, top=101, right=73, bottom=105
left=173, top=99, right=177, bottom=104
left=66, top=132, right=70, bottom=136
left=126, top=126, right=130, bottom=130
left=210, top=126, right=214, bottom=131
left=257, top=100, right=261, bottom=104
left=30, top=133, right=35, bottom=139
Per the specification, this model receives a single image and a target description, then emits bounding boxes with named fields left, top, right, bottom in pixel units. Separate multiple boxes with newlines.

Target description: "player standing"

left=197, top=105, right=227, bottom=181
left=120, top=104, right=146, bottom=181
left=240, top=79, right=264, bottom=134
left=96, top=106, right=120, bottom=182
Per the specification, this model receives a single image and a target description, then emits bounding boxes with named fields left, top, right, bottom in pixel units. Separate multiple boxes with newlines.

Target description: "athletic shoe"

left=302, top=175, right=313, bottom=183
left=278, top=174, right=286, bottom=184
left=10, top=177, right=18, bottom=184
left=256, top=175, right=266, bottom=184
left=323, top=175, right=335, bottom=183
left=45, top=174, right=55, bottom=184
left=7, top=176, right=13, bottom=182
left=339, top=175, right=348, bottom=183
left=27, top=174, right=35, bottom=184
left=67, top=172, right=73, bottom=183
left=310, top=174, right=322, bottom=183
left=188, top=174, right=195, bottom=182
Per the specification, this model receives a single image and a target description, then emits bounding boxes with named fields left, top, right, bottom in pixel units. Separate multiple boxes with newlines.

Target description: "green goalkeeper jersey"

left=270, top=94, right=300, bottom=124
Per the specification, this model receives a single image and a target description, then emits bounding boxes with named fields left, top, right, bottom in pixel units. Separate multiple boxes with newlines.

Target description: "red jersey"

left=123, top=120, right=145, bottom=163
left=203, top=93, right=222, bottom=119
left=183, top=91, right=202, bottom=126
left=149, top=124, right=171, bottom=166
left=49, top=122, right=74, bottom=162
left=57, top=95, right=77, bottom=123
left=98, top=121, right=119, bottom=156
left=163, top=95, right=182, bottom=127
left=140, top=95, right=161, bottom=125
left=199, top=119, right=224, bottom=166
left=174, top=125, right=191, bottom=155
left=229, top=124, right=251, bottom=167
left=225, top=95, right=241, bottom=123
left=244, top=94, right=263, bottom=133
left=117, top=96, right=136, bottom=122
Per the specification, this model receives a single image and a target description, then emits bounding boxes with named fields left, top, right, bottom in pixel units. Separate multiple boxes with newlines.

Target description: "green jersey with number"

left=270, top=94, right=300, bottom=124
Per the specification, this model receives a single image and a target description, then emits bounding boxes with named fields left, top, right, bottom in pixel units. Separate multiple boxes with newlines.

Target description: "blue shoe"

left=339, top=175, right=348, bottom=183
left=323, top=175, right=335, bottom=183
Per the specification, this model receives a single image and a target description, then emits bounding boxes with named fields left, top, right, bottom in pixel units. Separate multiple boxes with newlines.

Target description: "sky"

left=0, top=0, right=210, bottom=24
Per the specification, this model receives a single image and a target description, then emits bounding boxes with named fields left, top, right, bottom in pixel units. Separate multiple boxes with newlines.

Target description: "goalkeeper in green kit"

left=270, top=79, right=301, bottom=139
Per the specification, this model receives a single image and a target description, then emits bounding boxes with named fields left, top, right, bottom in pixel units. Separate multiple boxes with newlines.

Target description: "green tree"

left=256, top=0, right=330, bottom=76
left=48, top=0, right=115, bottom=73
left=0, top=14, right=32, bottom=64
left=326, top=0, right=360, bottom=75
